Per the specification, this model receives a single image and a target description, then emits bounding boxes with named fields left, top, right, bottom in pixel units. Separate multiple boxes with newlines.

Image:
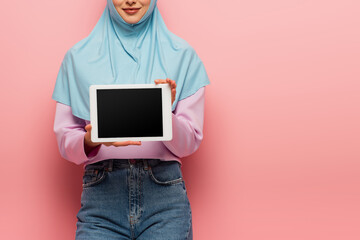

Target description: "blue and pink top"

left=54, top=87, right=205, bottom=167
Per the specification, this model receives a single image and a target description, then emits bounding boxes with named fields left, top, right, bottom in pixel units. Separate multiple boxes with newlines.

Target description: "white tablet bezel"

left=89, top=84, right=173, bottom=143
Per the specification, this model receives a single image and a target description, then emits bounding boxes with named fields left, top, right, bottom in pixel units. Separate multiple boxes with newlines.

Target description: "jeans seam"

left=148, top=166, right=183, bottom=185
left=185, top=217, right=192, bottom=240
left=184, top=182, right=192, bottom=240
left=82, top=170, right=106, bottom=188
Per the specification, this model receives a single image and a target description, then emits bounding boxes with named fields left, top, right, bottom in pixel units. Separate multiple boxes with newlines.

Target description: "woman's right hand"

left=84, top=124, right=142, bottom=148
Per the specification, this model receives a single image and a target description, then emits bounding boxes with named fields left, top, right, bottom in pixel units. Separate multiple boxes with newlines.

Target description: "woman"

left=52, top=0, right=210, bottom=239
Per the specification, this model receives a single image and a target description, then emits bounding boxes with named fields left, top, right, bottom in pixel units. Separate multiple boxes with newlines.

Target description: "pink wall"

left=1, top=0, right=359, bottom=239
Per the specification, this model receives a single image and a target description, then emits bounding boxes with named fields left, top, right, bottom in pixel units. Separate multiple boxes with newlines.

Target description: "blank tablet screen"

left=96, top=88, right=163, bottom=138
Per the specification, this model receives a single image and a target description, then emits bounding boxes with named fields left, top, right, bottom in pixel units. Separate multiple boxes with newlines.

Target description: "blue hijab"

left=52, top=0, right=210, bottom=121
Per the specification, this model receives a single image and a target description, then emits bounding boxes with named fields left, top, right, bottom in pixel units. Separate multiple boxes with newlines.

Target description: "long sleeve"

left=163, top=87, right=205, bottom=158
left=53, top=87, right=206, bottom=166
left=53, top=102, right=100, bottom=165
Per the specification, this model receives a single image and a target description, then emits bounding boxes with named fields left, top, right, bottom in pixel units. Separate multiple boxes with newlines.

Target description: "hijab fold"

left=52, top=0, right=210, bottom=121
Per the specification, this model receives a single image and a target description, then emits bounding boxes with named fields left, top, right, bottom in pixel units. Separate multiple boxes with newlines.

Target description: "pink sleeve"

left=162, top=87, right=205, bottom=158
left=53, top=87, right=206, bottom=164
left=53, top=102, right=100, bottom=165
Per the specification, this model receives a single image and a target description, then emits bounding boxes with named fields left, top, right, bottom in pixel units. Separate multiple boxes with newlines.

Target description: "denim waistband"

left=85, top=159, right=163, bottom=172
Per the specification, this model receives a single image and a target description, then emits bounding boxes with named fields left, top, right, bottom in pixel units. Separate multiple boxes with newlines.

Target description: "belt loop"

left=143, top=159, right=149, bottom=171
left=108, top=159, right=113, bottom=172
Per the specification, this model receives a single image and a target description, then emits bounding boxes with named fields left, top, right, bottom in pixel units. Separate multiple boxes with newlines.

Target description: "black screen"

left=96, top=88, right=163, bottom=138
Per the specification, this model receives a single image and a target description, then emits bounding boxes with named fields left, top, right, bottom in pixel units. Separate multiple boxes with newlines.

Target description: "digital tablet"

left=89, top=84, right=172, bottom=143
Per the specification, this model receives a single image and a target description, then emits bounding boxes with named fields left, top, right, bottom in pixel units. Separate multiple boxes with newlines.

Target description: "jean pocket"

left=148, top=160, right=183, bottom=186
left=82, top=162, right=107, bottom=188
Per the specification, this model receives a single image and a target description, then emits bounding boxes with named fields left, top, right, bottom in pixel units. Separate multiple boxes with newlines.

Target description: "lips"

left=123, top=8, right=141, bottom=14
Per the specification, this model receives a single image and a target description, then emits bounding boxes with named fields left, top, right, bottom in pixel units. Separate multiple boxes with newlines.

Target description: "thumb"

left=85, top=124, right=92, bottom=132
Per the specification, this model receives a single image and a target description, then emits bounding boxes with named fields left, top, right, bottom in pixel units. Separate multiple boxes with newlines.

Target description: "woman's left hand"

left=154, top=78, right=176, bottom=106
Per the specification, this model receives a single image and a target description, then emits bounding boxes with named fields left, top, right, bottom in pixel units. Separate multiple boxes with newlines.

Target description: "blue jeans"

left=76, top=159, right=193, bottom=240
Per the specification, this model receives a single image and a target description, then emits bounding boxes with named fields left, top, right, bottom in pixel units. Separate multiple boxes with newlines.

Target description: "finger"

left=102, top=140, right=142, bottom=147
left=112, top=141, right=142, bottom=147
left=85, top=124, right=92, bottom=132
left=100, top=142, right=111, bottom=146
left=167, top=79, right=176, bottom=89
left=154, top=79, right=167, bottom=84
left=172, top=89, right=176, bottom=104
left=166, top=78, right=172, bottom=85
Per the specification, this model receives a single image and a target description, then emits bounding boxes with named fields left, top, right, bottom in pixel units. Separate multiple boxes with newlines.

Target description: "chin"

left=127, top=19, right=140, bottom=24
left=121, top=16, right=141, bottom=24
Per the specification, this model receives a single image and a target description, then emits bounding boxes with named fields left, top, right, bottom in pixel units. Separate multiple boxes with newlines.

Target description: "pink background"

left=1, top=0, right=359, bottom=239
